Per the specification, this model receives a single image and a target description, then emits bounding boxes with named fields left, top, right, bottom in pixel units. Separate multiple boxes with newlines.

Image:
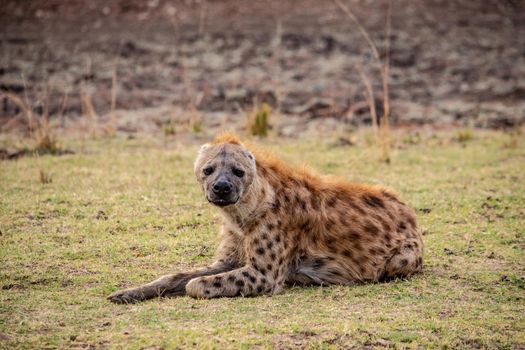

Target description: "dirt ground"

left=1, top=0, right=525, bottom=136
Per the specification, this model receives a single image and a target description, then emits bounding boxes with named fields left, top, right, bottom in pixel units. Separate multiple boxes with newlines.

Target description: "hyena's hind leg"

left=381, top=239, right=423, bottom=280
left=286, top=257, right=353, bottom=286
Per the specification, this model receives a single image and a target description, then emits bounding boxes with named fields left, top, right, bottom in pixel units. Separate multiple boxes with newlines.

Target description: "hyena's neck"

left=221, top=173, right=274, bottom=231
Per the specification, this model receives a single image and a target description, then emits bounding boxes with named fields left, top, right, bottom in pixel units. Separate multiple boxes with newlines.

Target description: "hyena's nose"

left=213, top=181, right=232, bottom=195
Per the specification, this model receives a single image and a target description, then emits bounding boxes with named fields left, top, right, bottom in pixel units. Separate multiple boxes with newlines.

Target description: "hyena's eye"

left=232, top=168, right=245, bottom=178
left=203, top=166, right=214, bottom=176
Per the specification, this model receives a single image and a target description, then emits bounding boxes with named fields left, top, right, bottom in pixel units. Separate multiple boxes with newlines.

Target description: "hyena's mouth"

left=207, top=197, right=238, bottom=207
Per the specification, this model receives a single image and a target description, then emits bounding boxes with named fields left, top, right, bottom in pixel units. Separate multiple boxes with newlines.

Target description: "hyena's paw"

left=185, top=277, right=212, bottom=299
left=107, top=288, right=145, bottom=304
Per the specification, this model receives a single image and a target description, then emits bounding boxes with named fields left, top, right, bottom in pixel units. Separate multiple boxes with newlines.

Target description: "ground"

left=1, top=130, right=524, bottom=349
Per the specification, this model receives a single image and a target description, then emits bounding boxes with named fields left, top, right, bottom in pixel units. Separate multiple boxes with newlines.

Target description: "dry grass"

left=335, top=0, right=392, bottom=162
left=188, top=100, right=204, bottom=134
left=38, top=169, right=52, bottom=184
left=0, top=92, right=62, bottom=155
left=356, top=64, right=378, bottom=138
left=180, top=51, right=205, bottom=134
left=105, top=58, right=119, bottom=136
left=503, top=128, right=522, bottom=149
left=80, top=90, right=98, bottom=140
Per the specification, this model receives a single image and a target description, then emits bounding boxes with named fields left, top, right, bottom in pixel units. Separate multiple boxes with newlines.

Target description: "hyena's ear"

left=198, top=143, right=210, bottom=154
left=194, top=143, right=211, bottom=174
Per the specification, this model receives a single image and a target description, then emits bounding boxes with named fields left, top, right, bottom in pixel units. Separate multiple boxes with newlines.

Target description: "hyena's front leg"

left=185, top=266, right=271, bottom=298
left=107, top=261, right=237, bottom=304
left=186, top=227, right=291, bottom=298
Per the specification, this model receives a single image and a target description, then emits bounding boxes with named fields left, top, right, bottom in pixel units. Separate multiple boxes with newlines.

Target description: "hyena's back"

left=270, top=179, right=424, bottom=286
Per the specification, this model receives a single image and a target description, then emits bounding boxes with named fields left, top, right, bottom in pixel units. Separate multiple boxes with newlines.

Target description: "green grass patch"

left=1, top=130, right=524, bottom=349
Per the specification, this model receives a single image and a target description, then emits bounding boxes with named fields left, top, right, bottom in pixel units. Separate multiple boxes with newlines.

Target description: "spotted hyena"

left=108, top=133, right=423, bottom=303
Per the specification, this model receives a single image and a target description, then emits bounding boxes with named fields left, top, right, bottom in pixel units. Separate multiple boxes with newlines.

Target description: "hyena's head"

left=194, top=137, right=257, bottom=207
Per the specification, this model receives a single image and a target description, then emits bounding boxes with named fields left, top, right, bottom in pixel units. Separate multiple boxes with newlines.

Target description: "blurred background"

left=1, top=0, right=524, bottom=147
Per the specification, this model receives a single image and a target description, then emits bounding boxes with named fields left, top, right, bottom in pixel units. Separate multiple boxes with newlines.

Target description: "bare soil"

left=1, top=0, right=524, bottom=136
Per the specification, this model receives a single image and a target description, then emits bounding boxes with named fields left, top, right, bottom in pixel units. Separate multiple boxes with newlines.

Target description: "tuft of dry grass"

left=105, top=59, right=119, bottom=137
left=356, top=64, right=378, bottom=138
left=188, top=101, right=204, bottom=134
left=335, top=0, right=392, bottom=163
left=80, top=90, right=99, bottom=138
left=503, top=128, right=521, bottom=149
left=1, top=92, right=62, bottom=155
left=180, top=53, right=204, bottom=134
left=39, top=169, right=52, bottom=184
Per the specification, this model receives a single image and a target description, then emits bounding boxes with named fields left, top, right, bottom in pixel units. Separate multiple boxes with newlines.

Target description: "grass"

left=335, top=0, right=393, bottom=163
left=0, top=130, right=524, bottom=349
left=1, top=92, right=65, bottom=156
left=456, top=128, right=474, bottom=144
left=248, top=103, right=272, bottom=137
